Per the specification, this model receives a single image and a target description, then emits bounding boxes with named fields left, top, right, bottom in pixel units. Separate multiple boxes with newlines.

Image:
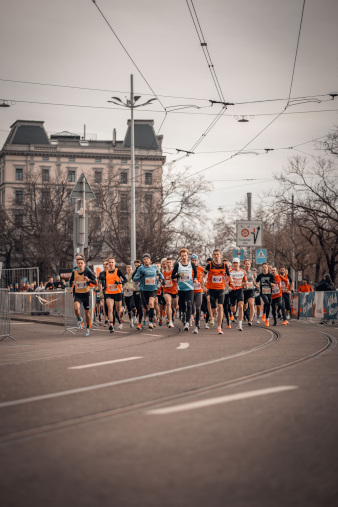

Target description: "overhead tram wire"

left=180, top=0, right=308, bottom=181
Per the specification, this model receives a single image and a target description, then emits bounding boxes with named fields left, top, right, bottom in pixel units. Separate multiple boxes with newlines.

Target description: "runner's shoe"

left=209, top=317, right=215, bottom=327
left=256, top=318, right=260, bottom=324
left=283, top=320, right=288, bottom=326
left=217, top=327, right=223, bottom=335
left=118, top=323, right=123, bottom=330
left=265, top=319, right=269, bottom=327
left=261, top=314, right=266, bottom=322
left=248, top=321, right=252, bottom=326
left=273, top=321, right=277, bottom=326
left=148, top=323, right=153, bottom=330
left=193, top=326, right=198, bottom=334
left=237, top=322, right=243, bottom=331
left=205, top=323, right=209, bottom=329
left=109, top=324, right=114, bottom=333
left=230, top=314, right=234, bottom=321
left=85, top=327, right=90, bottom=337
left=129, top=319, right=134, bottom=328
left=77, top=317, right=83, bottom=331
left=184, top=322, right=189, bottom=332
left=137, top=323, right=142, bottom=330
left=104, top=320, right=108, bottom=328
left=227, top=323, right=231, bottom=329
left=168, top=320, right=174, bottom=328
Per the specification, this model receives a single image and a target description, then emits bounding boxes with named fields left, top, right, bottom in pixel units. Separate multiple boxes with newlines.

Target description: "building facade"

left=0, top=119, right=165, bottom=269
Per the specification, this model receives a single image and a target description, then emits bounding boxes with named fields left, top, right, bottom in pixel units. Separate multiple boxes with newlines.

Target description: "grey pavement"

left=0, top=318, right=337, bottom=507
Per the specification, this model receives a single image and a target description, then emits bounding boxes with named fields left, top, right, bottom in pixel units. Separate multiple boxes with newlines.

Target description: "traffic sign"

left=256, top=248, right=267, bottom=264
left=69, top=173, right=96, bottom=200
left=236, top=221, right=263, bottom=247
left=233, top=249, right=244, bottom=261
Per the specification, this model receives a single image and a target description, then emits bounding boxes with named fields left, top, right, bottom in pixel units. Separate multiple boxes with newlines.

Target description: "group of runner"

left=70, top=249, right=294, bottom=337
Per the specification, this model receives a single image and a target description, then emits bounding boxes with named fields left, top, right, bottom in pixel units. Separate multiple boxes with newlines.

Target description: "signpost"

left=256, top=248, right=267, bottom=264
left=233, top=249, right=245, bottom=261
left=69, top=173, right=96, bottom=262
left=236, top=220, right=263, bottom=247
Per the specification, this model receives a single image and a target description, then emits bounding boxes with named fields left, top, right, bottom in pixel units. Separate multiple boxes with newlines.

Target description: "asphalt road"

left=1, top=317, right=337, bottom=507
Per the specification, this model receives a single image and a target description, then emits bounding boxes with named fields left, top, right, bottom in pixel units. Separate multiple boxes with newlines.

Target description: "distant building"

left=0, top=119, right=165, bottom=265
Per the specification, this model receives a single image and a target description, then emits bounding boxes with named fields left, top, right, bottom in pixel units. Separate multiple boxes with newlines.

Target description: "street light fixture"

left=108, top=75, right=157, bottom=263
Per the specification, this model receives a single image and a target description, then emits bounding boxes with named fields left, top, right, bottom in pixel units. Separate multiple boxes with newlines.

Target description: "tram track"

left=1, top=329, right=335, bottom=446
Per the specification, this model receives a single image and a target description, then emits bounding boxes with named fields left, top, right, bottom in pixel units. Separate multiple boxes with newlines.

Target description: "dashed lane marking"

left=176, top=343, right=190, bottom=349
left=68, top=356, right=143, bottom=370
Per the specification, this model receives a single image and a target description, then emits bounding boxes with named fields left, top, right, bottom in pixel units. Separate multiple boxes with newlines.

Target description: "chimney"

left=112, top=128, right=116, bottom=146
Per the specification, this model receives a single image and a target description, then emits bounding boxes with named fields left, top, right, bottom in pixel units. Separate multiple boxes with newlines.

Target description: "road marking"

left=0, top=342, right=274, bottom=409
left=68, top=356, right=143, bottom=370
left=142, top=333, right=161, bottom=337
left=147, top=386, right=298, bottom=415
left=176, top=343, right=189, bottom=349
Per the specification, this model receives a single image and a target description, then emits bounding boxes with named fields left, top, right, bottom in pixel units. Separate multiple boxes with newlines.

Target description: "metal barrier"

left=0, top=267, right=39, bottom=289
left=9, top=289, right=97, bottom=334
left=0, top=289, right=14, bottom=341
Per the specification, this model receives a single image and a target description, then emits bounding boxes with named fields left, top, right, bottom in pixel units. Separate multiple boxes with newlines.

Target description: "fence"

left=291, top=291, right=338, bottom=322
left=0, top=267, right=40, bottom=289
left=9, top=289, right=97, bottom=334
left=0, top=289, right=14, bottom=341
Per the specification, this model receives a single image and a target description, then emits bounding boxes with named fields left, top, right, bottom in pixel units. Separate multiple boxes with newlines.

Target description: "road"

left=1, top=318, right=337, bottom=507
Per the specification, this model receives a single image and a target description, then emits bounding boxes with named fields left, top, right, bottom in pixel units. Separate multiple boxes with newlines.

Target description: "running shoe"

left=283, top=320, right=288, bottom=326
left=193, top=326, right=198, bottom=334
left=209, top=317, right=215, bottom=327
left=286, top=315, right=290, bottom=320
left=148, top=322, right=153, bottom=330
left=85, top=327, right=90, bottom=337
left=143, top=319, right=147, bottom=327
left=217, top=327, right=223, bottom=335
left=184, top=322, right=189, bottom=332
left=77, top=317, right=83, bottom=331
left=273, top=321, right=277, bottom=326
left=227, top=323, right=231, bottom=329
left=205, top=323, right=209, bottom=329
left=248, top=321, right=252, bottom=326
left=237, top=323, right=243, bottom=331
left=256, top=318, right=260, bottom=324
left=104, top=320, right=108, bottom=328
left=230, top=314, right=234, bottom=321
left=129, top=319, right=134, bottom=328
left=109, top=324, right=114, bottom=333
left=137, top=323, right=142, bottom=330
left=265, top=319, right=269, bottom=327
left=168, top=320, right=174, bottom=328
left=261, top=314, right=266, bottom=322
left=118, top=323, right=123, bottom=330
left=159, top=319, right=163, bottom=327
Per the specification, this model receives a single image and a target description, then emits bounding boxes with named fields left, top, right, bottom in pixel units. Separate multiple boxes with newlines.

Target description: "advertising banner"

left=323, top=291, right=338, bottom=320
left=299, top=292, right=315, bottom=318
left=291, top=294, right=299, bottom=319
left=313, top=292, right=324, bottom=319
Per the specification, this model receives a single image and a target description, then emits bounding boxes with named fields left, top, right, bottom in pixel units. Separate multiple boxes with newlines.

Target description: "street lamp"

left=108, top=75, right=157, bottom=263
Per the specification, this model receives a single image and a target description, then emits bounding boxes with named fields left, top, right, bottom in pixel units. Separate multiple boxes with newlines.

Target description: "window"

left=41, top=189, right=50, bottom=205
left=69, top=157, right=75, bottom=162
left=120, top=172, right=128, bottom=184
left=121, top=160, right=127, bottom=164
left=15, top=190, right=24, bottom=205
left=94, top=171, right=102, bottom=184
left=15, top=213, right=24, bottom=226
left=42, top=156, right=49, bottom=161
left=95, top=157, right=102, bottom=163
left=15, top=168, right=23, bottom=181
left=68, top=170, right=76, bottom=183
left=144, top=193, right=153, bottom=208
left=42, top=168, right=50, bottom=182
left=145, top=172, right=153, bottom=185
left=119, top=192, right=128, bottom=212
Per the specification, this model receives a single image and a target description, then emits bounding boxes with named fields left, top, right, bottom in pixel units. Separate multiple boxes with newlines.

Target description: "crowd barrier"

left=9, top=290, right=97, bottom=334
left=0, top=289, right=14, bottom=341
left=291, top=291, right=338, bottom=322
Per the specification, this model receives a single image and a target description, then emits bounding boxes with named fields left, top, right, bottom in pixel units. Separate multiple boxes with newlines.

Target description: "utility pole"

left=130, top=75, right=136, bottom=264
left=291, top=193, right=296, bottom=288
left=247, top=192, right=252, bottom=262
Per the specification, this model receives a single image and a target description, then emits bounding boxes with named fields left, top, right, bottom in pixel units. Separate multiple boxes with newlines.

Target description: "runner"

left=204, top=249, right=230, bottom=334
left=280, top=267, right=293, bottom=320
left=132, top=259, right=143, bottom=330
left=163, top=257, right=178, bottom=328
left=222, top=258, right=232, bottom=329
left=171, top=248, right=198, bottom=332
left=98, top=259, right=109, bottom=327
left=69, top=254, right=97, bottom=336
left=132, top=253, right=164, bottom=330
left=255, top=263, right=275, bottom=327
left=101, top=257, right=127, bottom=333
left=191, top=254, right=205, bottom=334
left=243, top=258, right=256, bottom=326
left=229, top=258, right=247, bottom=331
left=124, top=264, right=137, bottom=327
left=270, top=267, right=289, bottom=326
left=252, top=267, right=262, bottom=323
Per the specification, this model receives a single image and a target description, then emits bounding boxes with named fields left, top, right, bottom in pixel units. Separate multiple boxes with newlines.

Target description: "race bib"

left=212, top=275, right=222, bottom=284
left=180, top=273, right=191, bottom=282
left=193, top=282, right=201, bottom=291
left=262, top=286, right=271, bottom=294
left=247, top=282, right=253, bottom=289
left=145, top=277, right=155, bottom=285
left=165, top=279, right=173, bottom=287
left=76, top=281, right=87, bottom=289
left=108, top=283, right=118, bottom=292
left=272, top=285, right=280, bottom=294
left=281, top=282, right=287, bottom=291
left=233, top=278, right=242, bottom=287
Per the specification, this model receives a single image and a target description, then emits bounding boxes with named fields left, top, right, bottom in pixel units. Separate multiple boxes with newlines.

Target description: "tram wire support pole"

left=247, top=192, right=252, bottom=263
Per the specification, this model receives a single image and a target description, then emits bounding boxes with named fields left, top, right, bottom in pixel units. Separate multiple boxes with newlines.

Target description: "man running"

left=204, top=249, right=230, bottom=334
left=271, top=267, right=289, bottom=326
left=171, top=248, right=198, bottom=332
left=70, top=254, right=97, bottom=336
left=163, top=257, right=178, bottom=328
left=191, top=254, right=205, bottom=334
left=255, top=263, right=275, bottom=327
left=101, top=257, right=127, bottom=333
left=124, top=264, right=137, bottom=327
left=229, top=258, right=247, bottom=331
left=133, top=253, right=164, bottom=329
left=243, top=258, right=256, bottom=326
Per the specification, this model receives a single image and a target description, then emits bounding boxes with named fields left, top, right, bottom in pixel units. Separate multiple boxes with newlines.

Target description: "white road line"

left=0, top=343, right=273, bottom=409
left=142, top=333, right=161, bottom=337
left=176, top=343, right=189, bottom=350
left=147, top=386, right=298, bottom=415
left=68, top=357, right=142, bottom=370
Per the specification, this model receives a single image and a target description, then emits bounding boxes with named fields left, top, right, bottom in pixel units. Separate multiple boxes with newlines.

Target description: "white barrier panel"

left=0, top=289, right=14, bottom=341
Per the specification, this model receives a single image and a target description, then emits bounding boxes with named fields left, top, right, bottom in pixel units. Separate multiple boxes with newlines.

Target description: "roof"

left=5, top=120, right=50, bottom=145
left=123, top=120, right=159, bottom=150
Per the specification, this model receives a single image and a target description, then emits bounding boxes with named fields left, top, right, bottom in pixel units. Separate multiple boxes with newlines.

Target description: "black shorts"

left=255, top=294, right=262, bottom=305
left=141, top=290, right=158, bottom=306
left=209, top=288, right=225, bottom=307
left=164, top=292, right=178, bottom=300
left=105, top=293, right=123, bottom=302
left=244, top=289, right=255, bottom=304
left=282, top=292, right=291, bottom=311
left=158, top=294, right=166, bottom=306
left=73, top=292, right=90, bottom=311
left=230, top=288, right=244, bottom=306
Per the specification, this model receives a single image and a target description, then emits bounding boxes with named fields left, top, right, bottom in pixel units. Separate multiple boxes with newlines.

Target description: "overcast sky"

left=1, top=0, right=337, bottom=216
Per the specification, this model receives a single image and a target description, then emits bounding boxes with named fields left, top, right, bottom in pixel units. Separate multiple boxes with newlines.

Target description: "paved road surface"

left=1, top=318, right=337, bottom=507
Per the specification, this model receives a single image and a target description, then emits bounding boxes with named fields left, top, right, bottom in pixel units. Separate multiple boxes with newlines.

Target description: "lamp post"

left=108, top=75, right=156, bottom=263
